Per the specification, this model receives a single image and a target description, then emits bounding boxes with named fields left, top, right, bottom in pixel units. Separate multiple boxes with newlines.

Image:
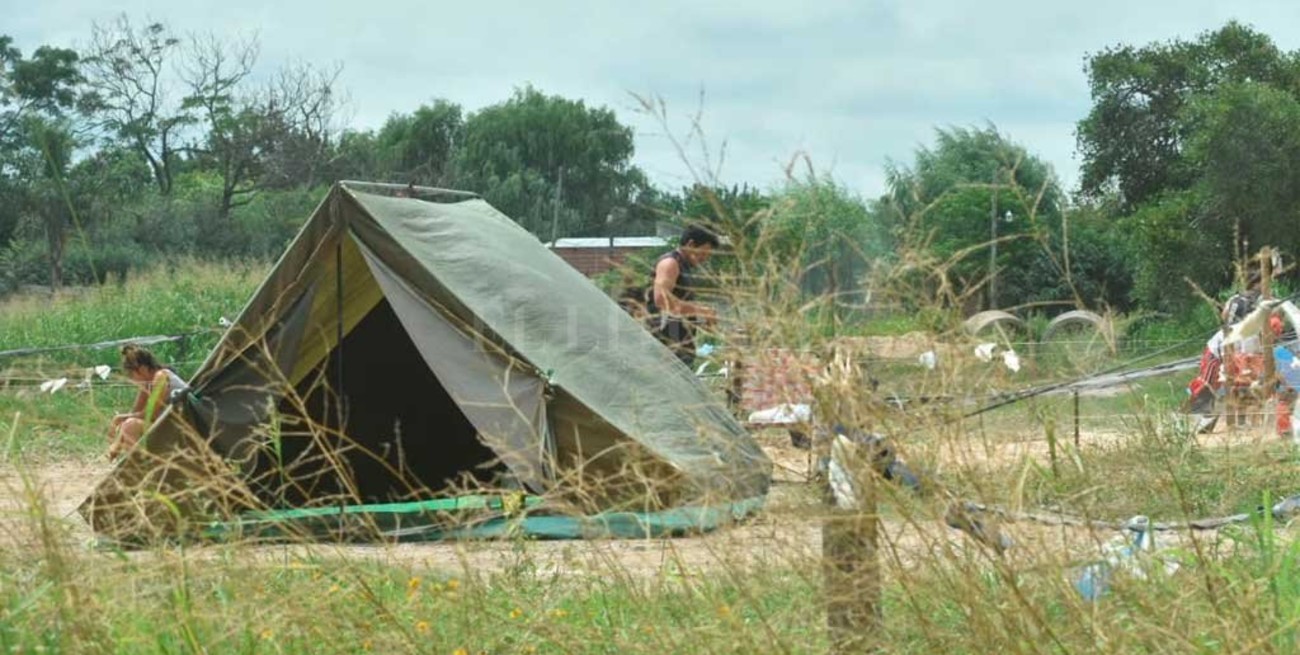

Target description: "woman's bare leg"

left=110, top=418, right=145, bottom=459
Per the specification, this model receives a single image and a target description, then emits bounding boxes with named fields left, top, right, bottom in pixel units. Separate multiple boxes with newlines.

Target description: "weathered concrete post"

left=816, top=346, right=883, bottom=654
left=823, top=452, right=881, bottom=654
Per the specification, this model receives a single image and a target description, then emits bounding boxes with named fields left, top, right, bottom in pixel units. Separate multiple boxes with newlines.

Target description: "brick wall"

left=552, top=246, right=652, bottom=277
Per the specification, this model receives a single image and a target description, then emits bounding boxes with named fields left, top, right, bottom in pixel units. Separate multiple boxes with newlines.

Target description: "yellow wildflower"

left=328, top=583, right=341, bottom=595
left=452, top=649, right=469, bottom=655
left=717, top=604, right=732, bottom=619
left=509, top=607, right=524, bottom=620
left=408, top=577, right=422, bottom=592
left=446, top=579, right=461, bottom=591
left=549, top=608, right=568, bottom=619
left=416, top=620, right=431, bottom=634
left=259, top=628, right=273, bottom=641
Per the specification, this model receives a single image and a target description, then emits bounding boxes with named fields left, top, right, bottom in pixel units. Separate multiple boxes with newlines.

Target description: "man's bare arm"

left=653, top=257, right=715, bottom=321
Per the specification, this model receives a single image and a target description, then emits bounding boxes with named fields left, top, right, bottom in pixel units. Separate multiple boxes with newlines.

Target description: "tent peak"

left=338, top=180, right=479, bottom=202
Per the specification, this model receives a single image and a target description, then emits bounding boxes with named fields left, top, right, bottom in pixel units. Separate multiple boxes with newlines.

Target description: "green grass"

left=0, top=258, right=265, bottom=376
left=0, top=260, right=265, bottom=461
left=2, top=516, right=1300, bottom=654
left=6, top=259, right=1300, bottom=653
left=0, top=549, right=825, bottom=655
left=0, top=386, right=135, bottom=461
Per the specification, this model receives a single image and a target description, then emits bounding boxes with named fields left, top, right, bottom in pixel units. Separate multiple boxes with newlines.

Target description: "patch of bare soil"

left=0, top=458, right=109, bottom=556
left=0, top=423, right=1283, bottom=581
left=838, top=333, right=957, bottom=361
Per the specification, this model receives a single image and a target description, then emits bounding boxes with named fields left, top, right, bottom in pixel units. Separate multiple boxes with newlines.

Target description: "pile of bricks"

left=736, top=348, right=821, bottom=415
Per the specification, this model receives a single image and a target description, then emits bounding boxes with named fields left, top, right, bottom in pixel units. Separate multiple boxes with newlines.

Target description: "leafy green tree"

left=1184, top=82, right=1300, bottom=256
left=0, top=36, right=81, bottom=145
left=760, top=175, right=882, bottom=302
left=453, top=85, right=645, bottom=238
left=325, top=128, right=383, bottom=182
left=1118, top=188, right=1227, bottom=313
left=374, top=100, right=463, bottom=186
left=1076, top=22, right=1300, bottom=309
left=0, top=35, right=82, bottom=249
left=1077, top=21, right=1298, bottom=210
left=1026, top=203, right=1135, bottom=311
left=881, top=125, right=1067, bottom=310
left=9, top=117, right=84, bottom=288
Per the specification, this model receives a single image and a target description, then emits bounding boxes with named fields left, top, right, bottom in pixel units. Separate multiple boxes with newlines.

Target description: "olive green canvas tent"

left=79, top=182, right=770, bottom=543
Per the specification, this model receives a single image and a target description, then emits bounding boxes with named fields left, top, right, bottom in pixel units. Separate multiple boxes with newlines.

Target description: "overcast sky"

left=9, top=0, right=1300, bottom=198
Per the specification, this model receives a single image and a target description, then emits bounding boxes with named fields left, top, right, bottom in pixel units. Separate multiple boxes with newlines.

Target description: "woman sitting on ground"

left=106, top=345, right=189, bottom=459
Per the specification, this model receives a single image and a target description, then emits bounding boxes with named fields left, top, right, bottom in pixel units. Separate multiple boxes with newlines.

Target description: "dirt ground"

left=0, top=421, right=1280, bottom=580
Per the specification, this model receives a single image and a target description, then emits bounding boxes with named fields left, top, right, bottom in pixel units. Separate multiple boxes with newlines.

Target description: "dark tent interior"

left=247, top=299, right=506, bottom=507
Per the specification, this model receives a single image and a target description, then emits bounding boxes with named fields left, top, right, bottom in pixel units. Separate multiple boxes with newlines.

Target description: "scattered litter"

left=747, top=404, right=812, bottom=425
left=1002, top=349, right=1021, bottom=373
left=918, top=350, right=937, bottom=370
left=218, top=316, right=233, bottom=328
left=695, top=360, right=728, bottom=377
left=1273, top=495, right=1300, bottom=520
left=974, top=342, right=997, bottom=362
left=826, top=433, right=877, bottom=509
left=1073, top=516, right=1181, bottom=601
left=94, top=365, right=112, bottom=380
left=39, top=378, right=68, bottom=394
left=945, top=501, right=1014, bottom=552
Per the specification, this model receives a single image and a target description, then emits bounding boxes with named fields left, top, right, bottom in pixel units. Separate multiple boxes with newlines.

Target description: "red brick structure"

left=738, top=348, right=819, bottom=414
left=548, top=237, right=668, bottom=277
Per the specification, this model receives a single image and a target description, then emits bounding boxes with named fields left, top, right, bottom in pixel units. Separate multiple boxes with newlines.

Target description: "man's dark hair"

left=680, top=224, right=720, bottom=249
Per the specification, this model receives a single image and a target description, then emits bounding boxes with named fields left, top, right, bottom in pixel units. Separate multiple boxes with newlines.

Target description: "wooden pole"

left=1073, top=390, right=1081, bottom=449
left=823, top=444, right=882, bottom=653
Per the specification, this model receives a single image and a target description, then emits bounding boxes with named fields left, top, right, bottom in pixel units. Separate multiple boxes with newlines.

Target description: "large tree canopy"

left=453, top=85, right=646, bottom=238
left=0, top=36, right=81, bottom=146
left=880, top=125, right=1068, bottom=310
left=374, top=100, right=463, bottom=187
left=1077, top=22, right=1300, bottom=310
left=1076, top=21, right=1299, bottom=210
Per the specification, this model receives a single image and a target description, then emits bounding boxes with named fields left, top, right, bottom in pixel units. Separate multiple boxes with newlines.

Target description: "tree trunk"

left=45, top=212, right=63, bottom=291
left=219, top=184, right=235, bottom=221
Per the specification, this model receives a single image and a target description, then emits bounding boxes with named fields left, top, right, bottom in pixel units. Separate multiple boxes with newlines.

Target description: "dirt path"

left=0, top=424, right=1281, bottom=579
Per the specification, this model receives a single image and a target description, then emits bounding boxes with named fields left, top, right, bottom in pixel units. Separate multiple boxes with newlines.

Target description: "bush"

left=1120, top=189, right=1232, bottom=313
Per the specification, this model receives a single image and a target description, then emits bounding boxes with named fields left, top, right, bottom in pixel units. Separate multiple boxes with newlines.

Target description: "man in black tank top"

left=646, top=225, right=720, bottom=366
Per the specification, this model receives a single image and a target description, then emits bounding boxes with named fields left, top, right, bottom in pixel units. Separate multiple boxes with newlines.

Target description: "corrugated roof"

left=548, top=237, right=668, bottom=249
